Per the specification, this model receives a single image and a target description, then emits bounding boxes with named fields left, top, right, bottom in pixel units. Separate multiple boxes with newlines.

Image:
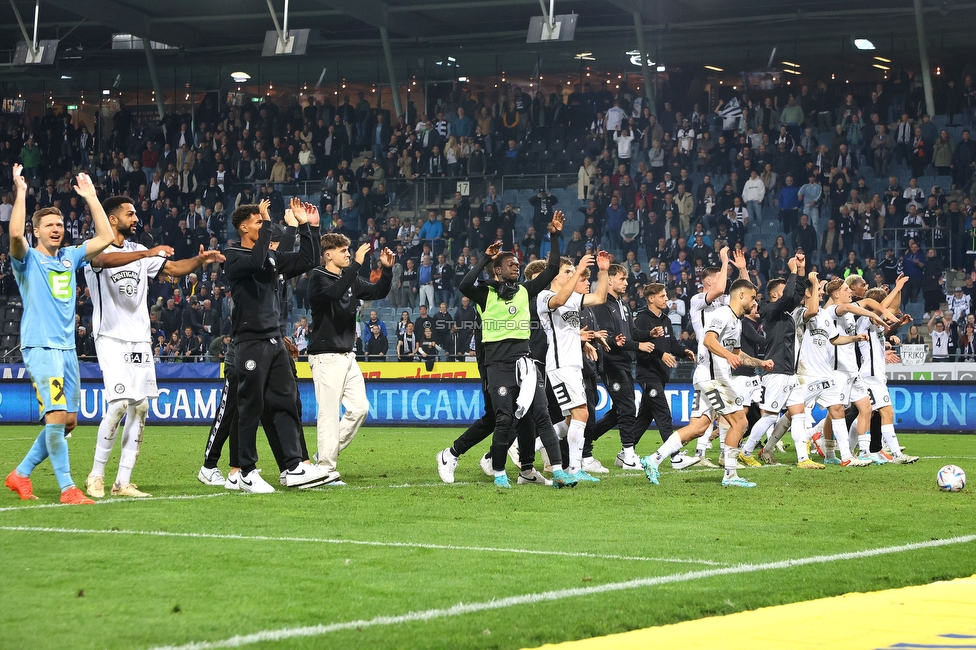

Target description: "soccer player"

left=223, top=199, right=329, bottom=492
left=631, top=283, right=698, bottom=469
left=83, top=196, right=224, bottom=498
left=306, top=234, right=394, bottom=483
left=538, top=252, right=609, bottom=481
left=591, top=264, right=642, bottom=470
left=458, top=211, right=576, bottom=489
left=783, top=279, right=882, bottom=468
left=739, top=253, right=810, bottom=466
left=640, top=279, right=774, bottom=488
left=686, top=247, right=750, bottom=465
left=857, top=285, right=919, bottom=464
left=4, top=165, right=115, bottom=504
left=820, top=278, right=897, bottom=464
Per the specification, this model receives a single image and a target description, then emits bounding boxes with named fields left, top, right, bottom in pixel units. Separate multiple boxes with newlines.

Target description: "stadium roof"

left=1, top=0, right=975, bottom=87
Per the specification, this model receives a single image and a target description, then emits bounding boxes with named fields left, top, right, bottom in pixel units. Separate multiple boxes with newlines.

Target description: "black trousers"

left=580, top=372, right=600, bottom=459
left=844, top=406, right=884, bottom=453
left=451, top=378, right=537, bottom=470
left=203, top=355, right=308, bottom=471
left=632, top=379, right=672, bottom=449
left=486, top=360, right=562, bottom=472
left=593, top=363, right=638, bottom=448
left=235, top=338, right=305, bottom=474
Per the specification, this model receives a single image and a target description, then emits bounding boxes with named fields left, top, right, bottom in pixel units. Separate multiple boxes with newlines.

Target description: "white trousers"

left=308, top=351, right=369, bottom=474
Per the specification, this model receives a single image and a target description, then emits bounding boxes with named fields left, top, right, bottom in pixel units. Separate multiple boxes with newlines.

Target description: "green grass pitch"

left=1, top=426, right=974, bottom=650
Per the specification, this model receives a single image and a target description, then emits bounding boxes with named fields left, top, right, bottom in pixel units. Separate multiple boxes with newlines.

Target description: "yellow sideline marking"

left=529, top=575, right=976, bottom=650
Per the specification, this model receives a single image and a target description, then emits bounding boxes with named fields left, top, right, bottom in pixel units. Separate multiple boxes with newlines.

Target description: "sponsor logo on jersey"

left=561, top=311, right=581, bottom=328
left=123, top=352, right=148, bottom=364
left=722, top=338, right=738, bottom=350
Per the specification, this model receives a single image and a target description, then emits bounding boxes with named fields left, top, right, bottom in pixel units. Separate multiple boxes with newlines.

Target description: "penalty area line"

left=0, top=525, right=728, bottom=566
left=145, top=533, right=976, bottom=650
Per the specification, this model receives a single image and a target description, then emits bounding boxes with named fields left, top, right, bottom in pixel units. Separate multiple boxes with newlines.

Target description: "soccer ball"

left=936, top=465, right=967, bottom=492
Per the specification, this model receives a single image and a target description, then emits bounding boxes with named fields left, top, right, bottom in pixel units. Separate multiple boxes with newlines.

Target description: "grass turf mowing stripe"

left=144, top=534, right=976, bottom=650
left=0, top=525, right=729, bottom=566
left=0, top=492, right=228, bottom=513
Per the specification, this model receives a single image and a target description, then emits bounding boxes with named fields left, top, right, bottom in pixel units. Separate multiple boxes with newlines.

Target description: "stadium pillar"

left=141, top=37, right=166, bottom=123
left=379, top=26, right=403, bottom=121
left=633, top=12, right=655, bottom=117
left=913, top=0, right=935, bottom=117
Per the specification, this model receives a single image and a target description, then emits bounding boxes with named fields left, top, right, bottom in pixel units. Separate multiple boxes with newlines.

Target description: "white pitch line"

left=146, top=533, right=976, bottom=650
left=0, top=492, right=228, bottom=514
left=0, top=525, right=728, bottom=566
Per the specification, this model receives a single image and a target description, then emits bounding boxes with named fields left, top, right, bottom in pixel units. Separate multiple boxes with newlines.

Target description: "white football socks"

left=116, top=400, right=148, bottom=487
left=832, top=418, right=853, bottom=461
left=567, top=419, right=586, bottom=472
left=743, top=414, right=777, bottom=455
left=650, top=433, right=683, bottom=467
left=91, top=399, right=128, bottom=478
left=791, top=413, right=809, bottom=463
left=881, top=423, right=901, bottom=457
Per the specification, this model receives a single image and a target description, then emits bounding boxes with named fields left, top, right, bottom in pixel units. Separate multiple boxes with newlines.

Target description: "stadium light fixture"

left=854, top=38, right=876, bottom=50
left=874, top=56, right=891, bottom=63
left=231, top=72, right=251, bottom=83
left=656, top=65, right=665, bottom=72
left=781, top=61, right=800, bottom=68
left=574, top=52, right=595, bottom=61
left=873, top=64, right=890, bottom=71
left=704, top=65, right=723, bottom=72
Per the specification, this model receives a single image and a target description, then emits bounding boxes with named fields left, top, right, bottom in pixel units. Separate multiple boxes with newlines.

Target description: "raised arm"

left=357, top=248, right=395, bottom=300
left=802, top=271, right=820, bottom=321
left=308, top=243, right=371, bottom=302
left=524, top=211, right=565, bottom=297
left=162, top=245, right=226, bottom=277
left=882, top=274, right=909, bottom=311
left=459, top=240, right=498, bottom=308
left=75, top=173, right=115, bottom=261
left=581, top=250, right=611, bottom=308
left=224, top=222, right=271, bottom=280
left=92, top=245, right=174, bottom=270
left=9, top=164, right=29, bottom=261
left=706, top=246, right=730, bottom=303
left=547, top=254, right=593, bottom=311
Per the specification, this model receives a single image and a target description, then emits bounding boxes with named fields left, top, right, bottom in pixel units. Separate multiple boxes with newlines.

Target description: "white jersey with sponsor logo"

left=827, top=304, right=858, bottom=373
left=84, top=241, right=166, bottom=343
left=796, top=307, right=837, bottom=378
left=689, top=291, right=729, bottom=341
left=857, top=314, right=887, bottom=377
left=693, top=304, right=741, bottom=385
left=538, top=290, right=584, bottom=371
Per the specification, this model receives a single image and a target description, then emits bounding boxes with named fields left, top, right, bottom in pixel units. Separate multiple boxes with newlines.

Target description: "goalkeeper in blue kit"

left=4, top=164, right=115, bottom=504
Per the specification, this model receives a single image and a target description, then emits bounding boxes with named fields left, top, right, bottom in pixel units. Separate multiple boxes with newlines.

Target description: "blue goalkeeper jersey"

left=11, top=244, right=89, bottom=350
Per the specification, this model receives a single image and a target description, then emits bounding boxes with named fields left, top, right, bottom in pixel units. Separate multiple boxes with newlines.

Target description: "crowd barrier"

left=0, top=368, right=973, bottom=432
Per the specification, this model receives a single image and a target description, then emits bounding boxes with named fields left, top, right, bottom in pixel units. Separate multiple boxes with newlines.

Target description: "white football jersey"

left=538, top=290, right=584, bottom=372
left=85, top=241, right=167, bottom=343
left=796, top=308, right=837, bottom=378
left=689, top=291, right=729, bottom=341
left=827, top=304, right=858, bottom=373
left=857, top=315, right=886, bottom=377
left=693, top=304, right=741, bottom=384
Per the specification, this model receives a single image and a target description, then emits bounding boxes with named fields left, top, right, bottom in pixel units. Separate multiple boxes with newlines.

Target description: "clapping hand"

left=379, top=247, right=395, bottom=268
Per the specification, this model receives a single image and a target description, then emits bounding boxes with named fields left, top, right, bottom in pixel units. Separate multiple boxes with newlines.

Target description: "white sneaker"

left=890, top=453, right=920, bottom=464
left=197, top=466, right=226, bottom=487
left=614, top=451, right=625, bottom=468
left=517, top=469, right=553, bottom=486
left=437, top=448, right=458, bottom=484
left=696, top=455, right=720, bottom=468
left=238, top=469, right=275, bottom=493
left=225, top=471, right=240, bottom=491
left=618, top=450, right=643, bottom=471
left=282, top=463, right=331, bottom=488
left=670, top=453, right=701, bottom=470
left=581, top=457, right=610, bottom=474
left=507, top=443, right=521, bottom=467
left=479, top=454, right=494, bottom=477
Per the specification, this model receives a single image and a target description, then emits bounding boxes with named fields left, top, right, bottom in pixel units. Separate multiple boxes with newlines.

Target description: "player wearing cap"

left=82, top=195, right=224, bottom=498
left=641, top=279, right=773, bottom=488
left=538, top=252, right=609, bottom=482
